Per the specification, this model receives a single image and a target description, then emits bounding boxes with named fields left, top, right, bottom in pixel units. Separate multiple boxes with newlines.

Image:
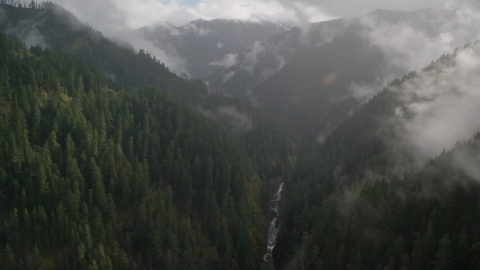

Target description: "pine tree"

left=434, top=233, right=452, bottom=270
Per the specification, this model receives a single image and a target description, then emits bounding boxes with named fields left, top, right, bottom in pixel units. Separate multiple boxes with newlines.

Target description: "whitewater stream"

left=264, top=183, right=284, bottom=262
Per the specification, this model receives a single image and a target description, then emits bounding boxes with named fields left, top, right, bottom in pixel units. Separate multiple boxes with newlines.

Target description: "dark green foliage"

left=277, top=128, right=480, bottom=270
left=5, top=3, right=480, bottom=270
left=0, top=34, right=268, bottom=269
left=0, top=0, right=296, bottom=191
left=0, top=2, right=207, bottom=102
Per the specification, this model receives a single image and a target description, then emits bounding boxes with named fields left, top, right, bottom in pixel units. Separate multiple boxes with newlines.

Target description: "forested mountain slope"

left=0, top=34, right=270, bottom=269
left=256, top=29, right=384, bottom=145
left=5, top=2, right=480, bottom=270
left=0, top=2, right=296, bottom=184
left=204, top=18, right=348, bottom=97
left=279, top=136, right=480, bottom=269
left=274, top=41, right=480, bottom=269
left=207, top=8, right=480, bottom=151
left=0, top=2, right=207, bottom=101
left=204, top=8, right=458, bottom=97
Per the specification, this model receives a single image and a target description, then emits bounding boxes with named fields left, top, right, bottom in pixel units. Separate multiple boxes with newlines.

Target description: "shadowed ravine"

left=264, top=183, right=284, bottom=262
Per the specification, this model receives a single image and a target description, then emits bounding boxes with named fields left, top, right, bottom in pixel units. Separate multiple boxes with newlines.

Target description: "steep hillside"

left=5, top=2, right=480, bottom=270
left=0, top=33, right=270, bottom=269
left=0, top=2, right=208, bottom=102
left=274, top=41, right=480, bottom=269
left=205, top=7, right=480, bottom=149
left=256, top=29, right=384, bottom=144
left=0, top=1, right=296, bottom=189
left=204, top=18, right=348, bottom=97
left=207, top=7, right=479, bottom=109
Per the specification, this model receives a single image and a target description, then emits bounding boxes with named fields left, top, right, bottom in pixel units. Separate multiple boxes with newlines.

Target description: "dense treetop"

left=0, top=33, right=271, bottom=269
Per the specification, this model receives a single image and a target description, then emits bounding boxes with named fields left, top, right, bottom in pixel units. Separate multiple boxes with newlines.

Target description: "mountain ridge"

left=139, top=17, right=291, bottom=77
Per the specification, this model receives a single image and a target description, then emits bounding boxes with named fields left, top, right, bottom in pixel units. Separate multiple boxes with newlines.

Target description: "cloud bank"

left=209, top=53, right=238, bottom=68
left=46, top=0, right=479, bottom=78
left=49, top=0, right=468, bottom=30
left=345, top=2, right=480, bottom=100
left=387, top=43, right=480, bottom=167
left=196, top=106, right=253, bottom=134
left=49, top=0, right=305, bottom=29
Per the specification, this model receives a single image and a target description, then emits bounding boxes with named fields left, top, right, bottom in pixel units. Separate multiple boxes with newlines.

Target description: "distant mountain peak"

left=370, top=8, right=406, bottom=14
left=365, top=7, right=452, bottom=21
left=189, top=18, right=289, bottom=28
left=139, top=16, right=291, bottom=78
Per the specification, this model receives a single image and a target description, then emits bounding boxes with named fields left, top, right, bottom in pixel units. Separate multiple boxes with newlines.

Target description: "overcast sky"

left=48, top=0, right=475, bottom=30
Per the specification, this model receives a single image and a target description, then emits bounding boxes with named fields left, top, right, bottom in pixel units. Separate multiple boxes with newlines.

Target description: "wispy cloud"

left=209, top=53, right=238, bottom=68
left=196, top=106, right=253, bottom=134
left=386, top=42, right=480, bottom=169
left=49, top=0, right=465, bottom=31
left=50, top=0, right=303, bottom=29
left=46, top=0, right=477, bottom=78
left=348, top=3, right=480, bottom=99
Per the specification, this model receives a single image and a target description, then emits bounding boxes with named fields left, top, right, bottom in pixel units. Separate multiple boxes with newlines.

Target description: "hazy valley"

left=1, top=0, right=480, bottom=269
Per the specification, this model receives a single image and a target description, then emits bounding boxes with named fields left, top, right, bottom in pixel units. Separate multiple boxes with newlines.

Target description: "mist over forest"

left=1, top=0, right=480, bottom=269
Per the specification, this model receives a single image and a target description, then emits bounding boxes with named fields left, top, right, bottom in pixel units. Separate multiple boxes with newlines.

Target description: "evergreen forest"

left=2, top=2, right=480, bottom=270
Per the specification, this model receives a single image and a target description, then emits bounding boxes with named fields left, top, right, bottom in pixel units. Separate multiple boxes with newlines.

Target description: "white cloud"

left=49, top=0, right=308, bottom=29
left=386, top=42, right=480, bottom=169
left=46, top=0, right=480, bottom=78
left=271, top=0, right=473, bottom=19
left=209, top=53, right=238, bottom=68
left=369, top=7, right=479, bottom=70
left=196, top=106, right=253, bottom=133
left=47, top=0, right=307, bottom=75
left=346, top=2, right=480, bottom=100
left=221, top=71, right=235, bottom=82
left=183, top=22, right=211, bottom=35
left=48, top=0, right=480, bottom=32
left=240, top=41, right=266, bottom=74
